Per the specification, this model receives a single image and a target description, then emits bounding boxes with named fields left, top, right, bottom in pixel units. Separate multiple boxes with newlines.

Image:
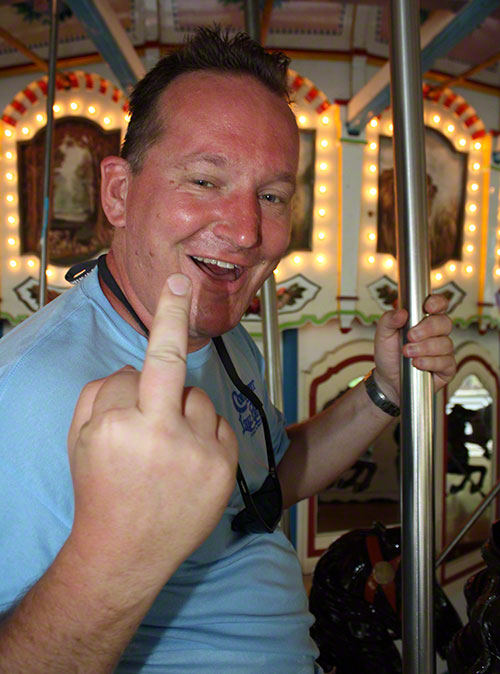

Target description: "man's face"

left=115, top=71, right=299, bottom=351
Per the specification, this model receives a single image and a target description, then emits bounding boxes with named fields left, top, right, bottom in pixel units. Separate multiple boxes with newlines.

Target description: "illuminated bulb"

left=316, top=255, right=325, bottom=264
left=469, top=203, right=477, bottom=214
left=320, top=139, right=329, bottom=149
left=466, top=244, right=474, bottom=253
left=448, top=263, right=456, bottom=272
left=4, top=128, right=13, bottom=137
left=273, top=268, right=279, bottom=276
left=6, top=194, right=14, bottom=202
left=435, top=272, right=443, bottom=281
left=369, top=164, right=377, bottom=173
left=496, top=268, right=500, bottom=277
left=368, top=232, right=376, bottom=241
left=447, top=124, right=455, bottom=133
left=471, top=183, right=479, bottom=192
left=103, top=116, right=111, bottom=125
left=474, top=141, right=482, bottom=150
left=45, top=269, right=53, bottom=278
left=465, top=265, right=473, bottom=274
left=459, top=138, right=467, bottom=147
left=473, top=162, right=480, bottom=171
left=368, top=256, right=375, bottom=264
left=53, top=104, right=60, bottom=113
left=388, top=123, right=393, bottom=132
left=27, top=259, right=35, bottom=268
left=369, top=142, right=377, bottom=151
left=7, top=215, right=16, bottom=224
left=385, top=258, right=394, bottom=269
left=125, top=112, right=131, bottom=123
left=5, top=172, right=14, bottom=181
left=9, top=259, right=17, bottom=268
left=70, top=102, right=78, bottom=111
left=469, top=224, right=476, bottom=232
left=317, top=231, right=326, bottom=240
left=318, top=208, right=326, bottom=217
left=293, top=255, right=301, bottom=265
left=5, top=151, right=13, bottom=160
left=88, top=105, right=96, bottom=114
left=21, top=127, right=29, bottom=135
left=319, top=185, right=327, bottom=193
left=369, top=187, right=377, bottom=197
left=7, top=237, right=16, bottom=245
left=433, top=115, right=440, bottom=124
left=369, top=118, right=378, bottom=128
left=319, top=162, right=328, bottom=171
left=298, top=115, right=307, bottom=125
left=496, top=248, right=500, bottom=256
left=321, top=115, right=329, bottom=125
left=36, top=113, right=44, bottom=123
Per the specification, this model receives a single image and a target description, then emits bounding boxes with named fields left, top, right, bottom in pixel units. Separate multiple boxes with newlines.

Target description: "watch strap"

left=363, top=370, right=400, bottom=417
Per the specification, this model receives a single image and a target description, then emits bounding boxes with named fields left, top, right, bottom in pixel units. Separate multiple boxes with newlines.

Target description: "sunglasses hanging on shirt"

left=66, top=256, right=283, bottom=534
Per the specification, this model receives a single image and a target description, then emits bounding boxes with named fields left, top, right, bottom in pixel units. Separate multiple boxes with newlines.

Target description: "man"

left=0, top=28, right=455, bottom=672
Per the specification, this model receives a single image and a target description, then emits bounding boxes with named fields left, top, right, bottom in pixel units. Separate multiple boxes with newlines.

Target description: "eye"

left=194, top=179, right=215, bottom=188
left=260, top=193, right=283, bottom=204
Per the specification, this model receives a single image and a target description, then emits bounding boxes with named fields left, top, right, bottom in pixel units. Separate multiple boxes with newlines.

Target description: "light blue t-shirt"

left=0, top=269, right=319, bottom=672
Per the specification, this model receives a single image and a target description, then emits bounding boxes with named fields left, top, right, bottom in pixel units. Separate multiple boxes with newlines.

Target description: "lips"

left=190, top=255, right=243, bottom=281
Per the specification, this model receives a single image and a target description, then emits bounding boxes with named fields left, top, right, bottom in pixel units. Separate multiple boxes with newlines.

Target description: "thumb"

left=376, top=308, right=408, bottom=345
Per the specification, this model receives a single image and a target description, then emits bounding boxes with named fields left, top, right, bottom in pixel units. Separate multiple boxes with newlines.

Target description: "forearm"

left=279, top=374, right=398, bottom=508
left=0, top=537, right=173, bottom=673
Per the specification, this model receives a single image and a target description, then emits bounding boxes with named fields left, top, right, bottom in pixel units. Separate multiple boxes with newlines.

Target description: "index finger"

left=139, top=273, right=192, bottom=418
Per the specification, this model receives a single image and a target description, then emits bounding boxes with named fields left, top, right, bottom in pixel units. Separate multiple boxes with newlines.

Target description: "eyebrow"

left=175, top=153, right=297, bottom=186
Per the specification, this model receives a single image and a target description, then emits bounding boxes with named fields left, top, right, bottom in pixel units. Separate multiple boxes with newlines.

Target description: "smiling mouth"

left=190, top=255, right=243, bottom=281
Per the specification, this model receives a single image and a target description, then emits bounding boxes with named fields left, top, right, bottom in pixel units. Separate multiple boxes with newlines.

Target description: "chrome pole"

left=39, top=0, right=60, bottom=308
left=243, top=0, right=283, bottom=410
left=389, top=1, right=435, bottom=672
left=436, top=479, right=500, bottom=569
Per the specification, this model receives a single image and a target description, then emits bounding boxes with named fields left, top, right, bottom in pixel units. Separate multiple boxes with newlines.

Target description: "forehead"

left=152, top=71, right=299, bottom=166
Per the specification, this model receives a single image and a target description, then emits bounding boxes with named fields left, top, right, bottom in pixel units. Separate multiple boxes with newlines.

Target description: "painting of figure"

left=377, top=128, right=467, bottom=268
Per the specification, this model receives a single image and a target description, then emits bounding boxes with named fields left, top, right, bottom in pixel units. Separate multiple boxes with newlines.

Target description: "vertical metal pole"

left=389, top=1, right=435, bottom=673
left=244, top=0, right=288, bottom=538
left=243, top=0, right=283, bottom=410
left=39, top=0, right=60, bottom=308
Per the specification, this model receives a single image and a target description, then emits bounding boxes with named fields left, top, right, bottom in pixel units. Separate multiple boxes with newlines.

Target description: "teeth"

left=192, top=256, right=237, bottom=270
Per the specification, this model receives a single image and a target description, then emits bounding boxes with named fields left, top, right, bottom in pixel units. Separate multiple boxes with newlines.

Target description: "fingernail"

left=167, top=273, right=190, bottom=296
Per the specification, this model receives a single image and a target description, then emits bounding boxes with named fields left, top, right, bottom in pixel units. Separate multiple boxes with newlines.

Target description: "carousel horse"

left=309, top=522, right=462, bottom=674
left=447, top=404, right=491, bottom=497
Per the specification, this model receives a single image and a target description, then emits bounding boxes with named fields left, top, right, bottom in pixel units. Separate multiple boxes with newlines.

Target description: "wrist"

left=364, top=369, right=400, bottom=417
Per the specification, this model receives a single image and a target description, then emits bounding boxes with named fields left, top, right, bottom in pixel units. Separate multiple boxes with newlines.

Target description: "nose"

left=211, top=191, right=261, bottom=249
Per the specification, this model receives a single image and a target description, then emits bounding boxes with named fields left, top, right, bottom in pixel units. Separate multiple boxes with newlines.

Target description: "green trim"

left=246, top=310, right=500, bottom=337
left=0, top=311, right=29, bottom=327
left=340, top=137, right=367, bottom=145
left=490, top=164, right=500, bottom=172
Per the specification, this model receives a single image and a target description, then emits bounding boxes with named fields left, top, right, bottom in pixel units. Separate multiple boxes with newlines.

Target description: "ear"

left=100, top=156, right=131, bottom=228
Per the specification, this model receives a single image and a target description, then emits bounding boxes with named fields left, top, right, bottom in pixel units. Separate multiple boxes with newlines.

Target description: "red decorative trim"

left=2, top=114, right=17, bottom=127
left=305, top=87, right=319, bottom=103
left=290, top=75, right=304, bottom=91
left=307, top=354, right=375, bottom=558
left=122, top=102, right=129, bottom=113
left=11, top=100, right=26, bottom=115
left=454, top=102, right=468, bottom=117
left=443, top=94, right=457, bottom=108
left=68, top=72, right=79, bottom=88
left=37, top=79, right=48, bottom=95
left=99, top=78, right=108, bottom=94
left=315, top=100, right=330, bottom=114
left=112, top=87, right=120, bottom=102
left=337, top=295, right=359, bottom=301
left=85, top=73, right=93, bottom=89
left=23, top=88, right=37, bottom=104
left=472, top=129, right=486, bottom=139
left=465, top=114, right=479, bottom=128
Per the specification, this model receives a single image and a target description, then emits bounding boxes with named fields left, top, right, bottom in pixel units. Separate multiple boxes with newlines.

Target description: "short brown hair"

left=120, top=26, right=291, bottom=173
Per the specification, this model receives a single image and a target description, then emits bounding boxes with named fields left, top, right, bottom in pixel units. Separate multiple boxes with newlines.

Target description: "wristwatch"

left=363, top=370, right=400, bottom=417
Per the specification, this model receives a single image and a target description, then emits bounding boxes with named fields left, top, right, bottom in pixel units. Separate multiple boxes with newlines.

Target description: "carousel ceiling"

left=0, top=0, right=499, bottom=90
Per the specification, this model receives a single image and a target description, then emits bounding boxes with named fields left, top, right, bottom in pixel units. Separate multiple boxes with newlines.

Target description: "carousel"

left=1, top=1, right=500, bottom=672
